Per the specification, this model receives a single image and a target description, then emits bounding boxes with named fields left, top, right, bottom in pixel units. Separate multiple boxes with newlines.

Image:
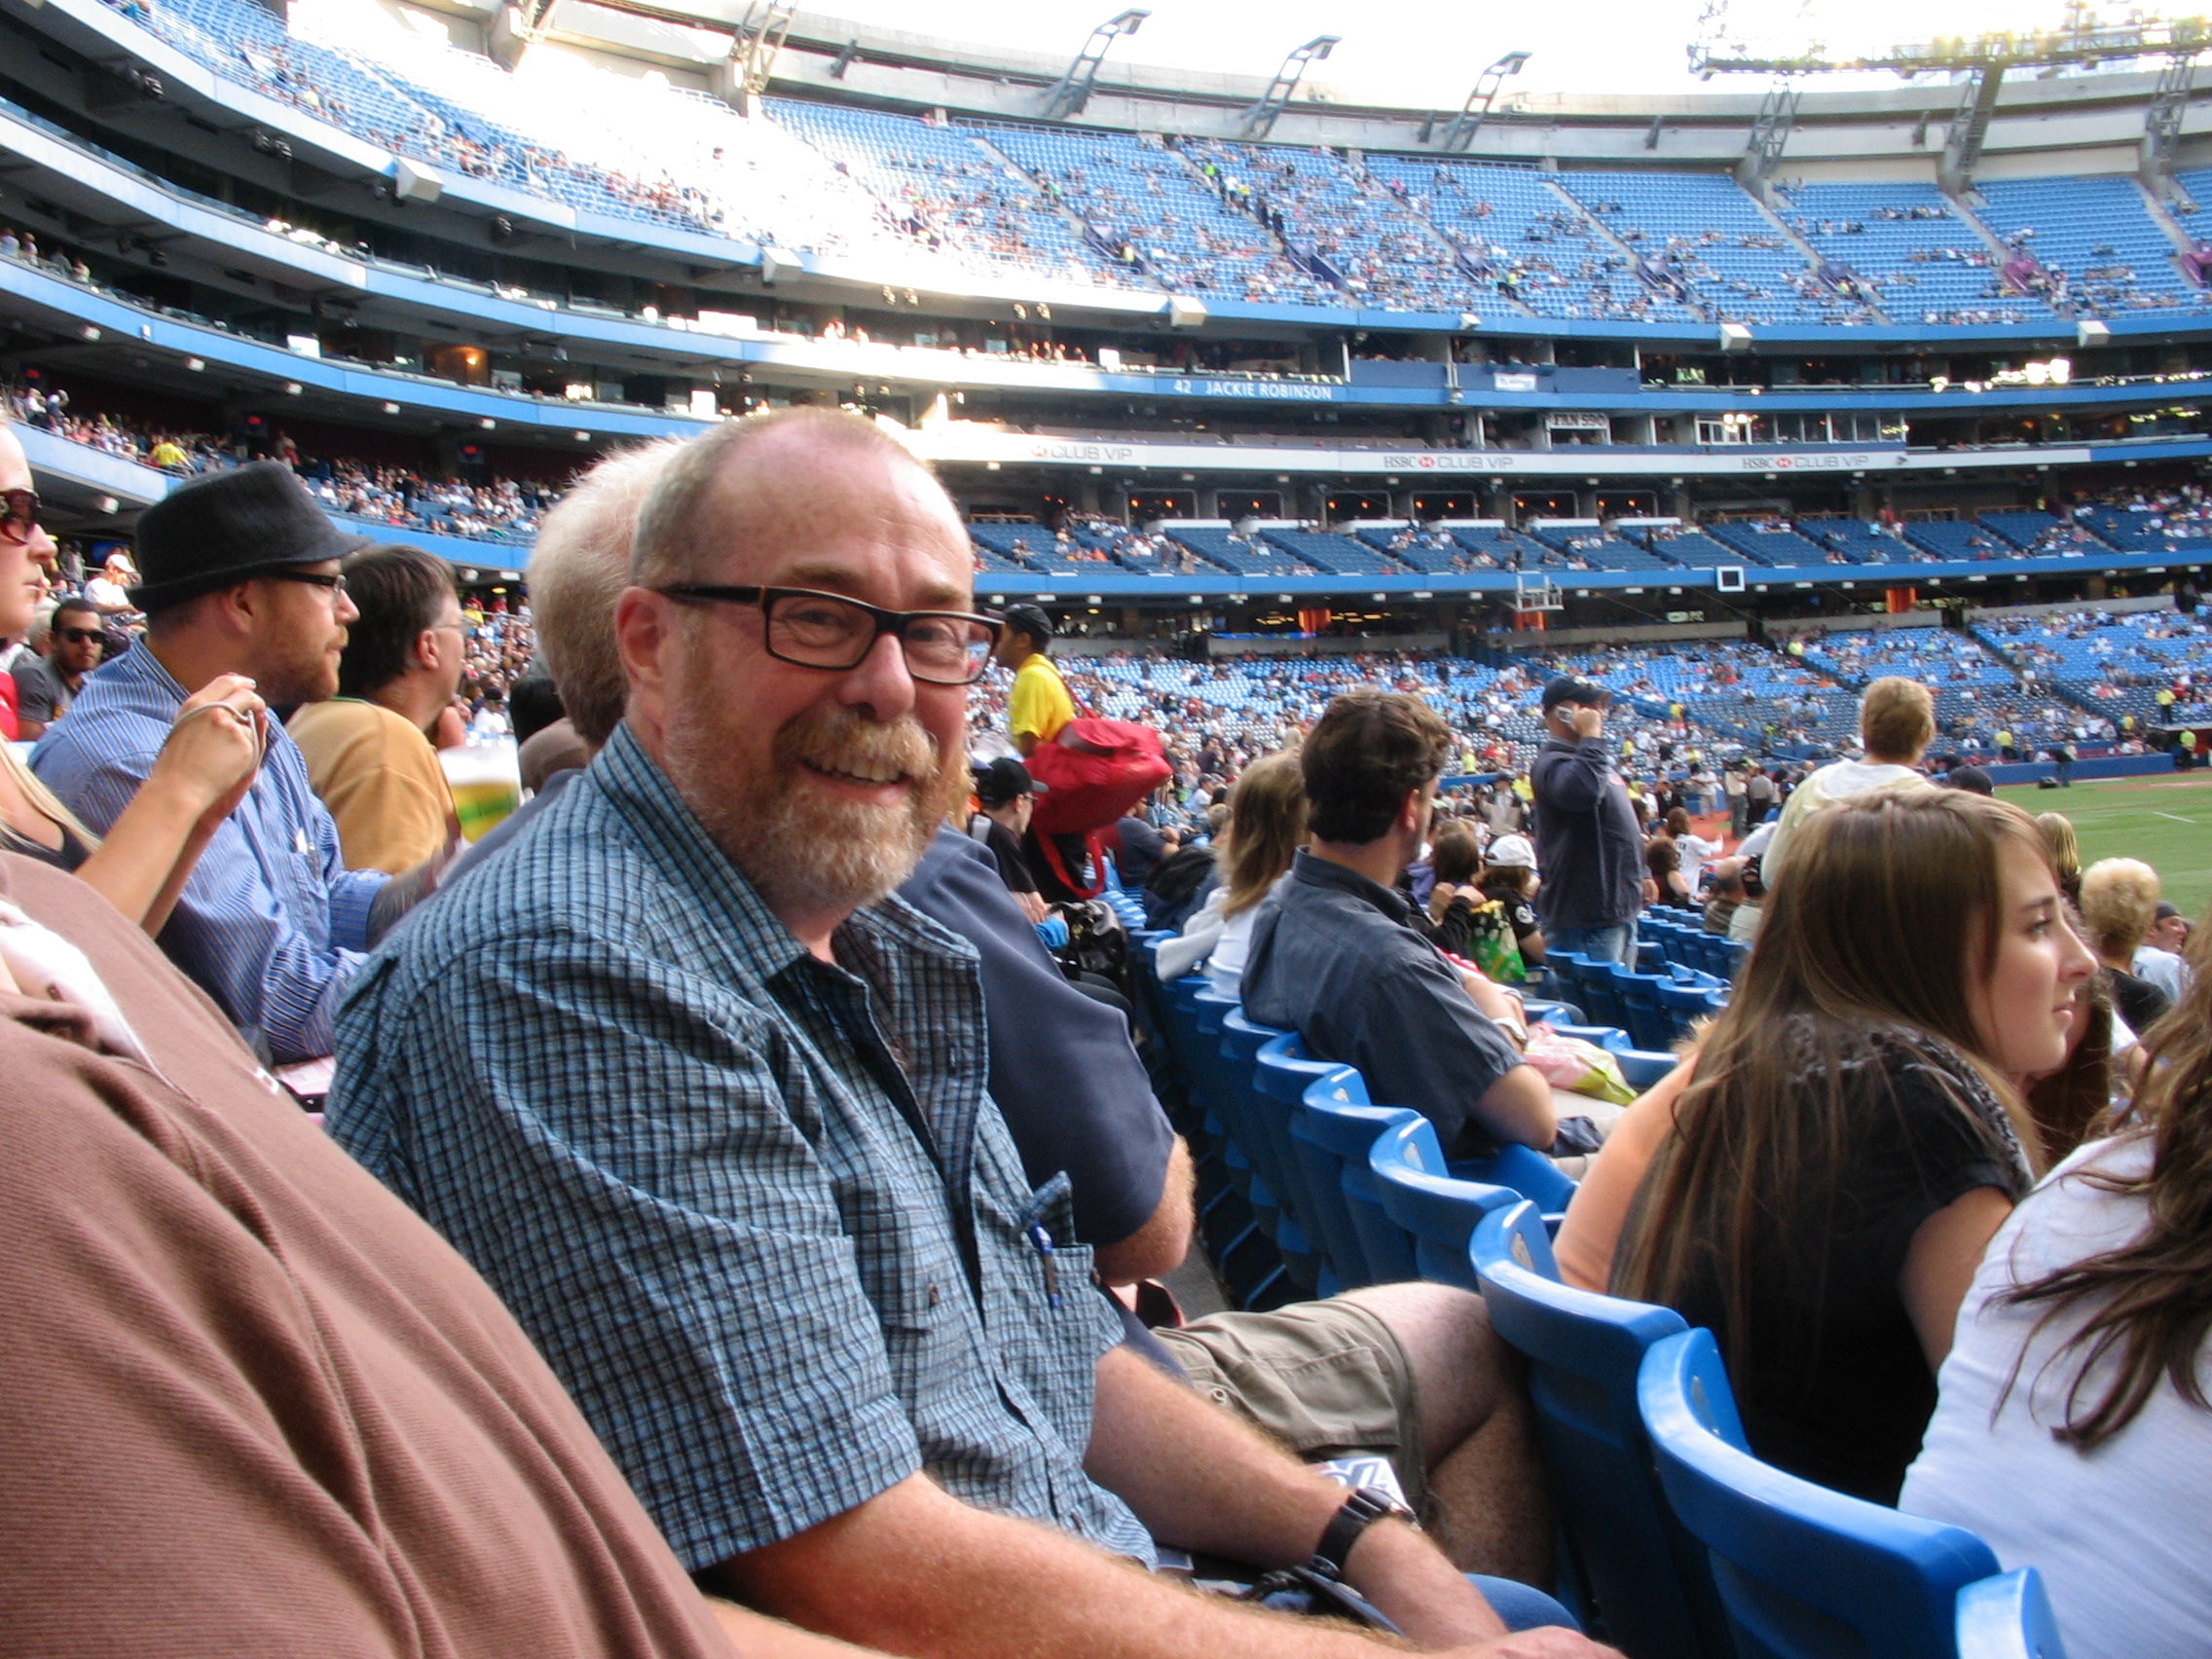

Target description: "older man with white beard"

left=329, top=408, right=1604, bottom=1659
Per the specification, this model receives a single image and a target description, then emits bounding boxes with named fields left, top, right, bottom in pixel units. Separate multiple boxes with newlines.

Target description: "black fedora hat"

left=129, top=461, right=372, bottom=610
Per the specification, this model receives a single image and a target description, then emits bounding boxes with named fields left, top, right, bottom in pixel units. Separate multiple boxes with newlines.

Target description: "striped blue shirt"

left=30, top=645, right=385, bottom=1061
left=327, top=723, right=1149, bottom=1572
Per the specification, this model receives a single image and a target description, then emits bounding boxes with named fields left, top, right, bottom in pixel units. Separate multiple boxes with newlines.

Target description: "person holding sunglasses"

left=0, top=421, right=262, bottom=934
left=32, top=461, right=445, bottom=1066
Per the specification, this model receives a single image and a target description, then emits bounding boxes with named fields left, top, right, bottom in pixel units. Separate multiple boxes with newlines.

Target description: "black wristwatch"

left=1308, top=1486, right=1418, bottom=1582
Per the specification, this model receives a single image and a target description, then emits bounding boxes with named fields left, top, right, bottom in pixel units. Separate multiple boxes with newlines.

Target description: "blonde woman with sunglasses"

left=0, top=421, right=262, bottom=932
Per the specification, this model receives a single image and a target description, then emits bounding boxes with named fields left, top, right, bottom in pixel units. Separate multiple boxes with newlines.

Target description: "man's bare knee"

left=1336, top=1282, right=1518, bottom=1460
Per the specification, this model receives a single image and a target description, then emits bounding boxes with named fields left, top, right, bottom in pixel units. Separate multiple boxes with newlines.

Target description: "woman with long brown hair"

left=1596, top=789, right=2096, bottom=1502
left=1902, top=909, right=2212, bottom=1659
left=1154, top=750, right=1306, bottom=993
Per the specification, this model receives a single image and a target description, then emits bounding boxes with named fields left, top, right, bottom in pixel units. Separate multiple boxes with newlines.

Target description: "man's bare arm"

left=706, top=1470, right=1604, bottom=1659
left=1473, top=1064, right=1559, bottom=1153
left=1094, top=1137, right=1196, bottom=1286
left=704, top=1598, right=891, bottom=1658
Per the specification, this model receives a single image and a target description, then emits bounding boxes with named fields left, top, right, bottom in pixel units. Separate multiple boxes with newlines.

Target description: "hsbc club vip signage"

left=1739, top=451, right=1905, bottom=471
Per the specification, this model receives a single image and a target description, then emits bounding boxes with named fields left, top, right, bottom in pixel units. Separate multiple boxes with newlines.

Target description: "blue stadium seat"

left=1656, top=977, right=1720, bottom=1042
left=1172, top=983, right=1292, bottom=1309
left=1220, top=1010, right=1323, bottom=1292
left=1472, top=1201, right=1724, bottom=1659
left=1451, top=1141, right=1578, bottom=1215
left=1639, top=1327, right=2003, bottom=1659
left=1955, top=1569, right=2070, bottom=1659
left=1548, top=953, right=1626, bottom=1030
left=1604, top=963, right=1679, bottom=1053
left=1600, top=1030, right=1680, bottom=1091
left=1264, top=1041, right=1410, bottom=1291
left=1519, top=997, right=1584, bottom=1028
left=1367, top=1119, right=1515, bottom=1290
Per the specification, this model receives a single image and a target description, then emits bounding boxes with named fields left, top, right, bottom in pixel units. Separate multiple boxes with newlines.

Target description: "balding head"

left=529, top=439, right=682, bottom=746
left=609, top=407, right=977, bottom=947
left=630, top=406, right=955, bottom=593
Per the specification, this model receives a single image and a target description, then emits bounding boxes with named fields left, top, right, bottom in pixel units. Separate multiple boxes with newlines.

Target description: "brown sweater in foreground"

left=0, top=852, right=736, bottom=1659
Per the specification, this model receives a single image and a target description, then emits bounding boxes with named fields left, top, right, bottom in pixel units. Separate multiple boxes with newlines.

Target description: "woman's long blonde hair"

left=1221, top=751, right=1307, bottom=919
left=0, top=409, right=99, bottom=851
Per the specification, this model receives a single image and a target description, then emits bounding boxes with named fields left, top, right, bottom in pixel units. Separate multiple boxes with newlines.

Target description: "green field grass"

left=1998, top=774, right=2212, bottom=921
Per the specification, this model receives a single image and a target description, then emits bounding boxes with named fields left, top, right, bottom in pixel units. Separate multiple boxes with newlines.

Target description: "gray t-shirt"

left=11, top=655, right=75, bottom=728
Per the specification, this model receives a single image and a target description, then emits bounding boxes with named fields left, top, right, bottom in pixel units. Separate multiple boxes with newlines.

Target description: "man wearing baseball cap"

left=968, top=754, right=1050, bottom=922
left=33, top=461, right=443, bottom=1065
left=1530, top=676, right=1643, bottom=967
left=990, top=603, right=1072, bottom=756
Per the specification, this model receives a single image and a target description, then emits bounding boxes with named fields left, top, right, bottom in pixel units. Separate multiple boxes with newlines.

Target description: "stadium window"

left=1513, top=492, right=1577, bottom=517
left=1217, top=492, right=1283, bottom=518
left=1127, top=491, right=1197, bottom=520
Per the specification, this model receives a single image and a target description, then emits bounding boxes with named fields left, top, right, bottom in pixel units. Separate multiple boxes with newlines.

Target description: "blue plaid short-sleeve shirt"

left=328, top=724, right=1149, bottom=1571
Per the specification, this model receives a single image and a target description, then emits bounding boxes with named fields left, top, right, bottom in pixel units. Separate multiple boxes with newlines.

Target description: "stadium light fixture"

left=1242, top=35, right=1342, bottom=138
left=1434, top=52, right=1531, bottom=151
left=1043, top=11, right=1150, bottom=120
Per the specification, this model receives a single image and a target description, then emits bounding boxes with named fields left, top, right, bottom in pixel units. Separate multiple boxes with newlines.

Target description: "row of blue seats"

left=1121, top=914, right=2062, bottom=1659
left=1640, top=913, right=1751, bottom=985
left=1547, top=948, right=1729, bottom=1052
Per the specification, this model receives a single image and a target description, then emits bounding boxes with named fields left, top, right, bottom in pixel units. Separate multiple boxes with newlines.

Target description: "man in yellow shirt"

left=992, top=602, right=1073, bottom=756
left=289, top=543, right=462, bottom=873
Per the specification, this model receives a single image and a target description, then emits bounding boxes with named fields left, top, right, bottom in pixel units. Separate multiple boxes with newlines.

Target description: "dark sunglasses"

left=56, top=627, right=104, bottom=645
left=0, top=488, right=38, bottom=542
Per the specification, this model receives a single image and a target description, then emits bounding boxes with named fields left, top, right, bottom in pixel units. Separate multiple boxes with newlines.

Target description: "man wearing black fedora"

left=34, top=461, right=444, bottom=1065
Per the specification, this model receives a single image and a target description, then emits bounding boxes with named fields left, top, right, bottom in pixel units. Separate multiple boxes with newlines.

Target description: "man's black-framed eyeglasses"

left=264, top=568, right=350, bottom=596
left=0, top=488, right=39, bottom=542
left=56, top=627, right=104, bottom=646
left=653, top=584, right=1003, bottom=686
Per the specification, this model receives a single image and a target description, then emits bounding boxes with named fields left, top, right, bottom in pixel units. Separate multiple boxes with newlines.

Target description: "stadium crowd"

left=5, top=377, right=563, bottom=547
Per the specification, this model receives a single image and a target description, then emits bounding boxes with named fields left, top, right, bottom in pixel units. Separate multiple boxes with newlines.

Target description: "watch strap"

left=1308, top=1485, right=1414, bottom=1582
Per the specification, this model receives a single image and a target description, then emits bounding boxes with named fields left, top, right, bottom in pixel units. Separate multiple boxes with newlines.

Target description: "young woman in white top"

left=1157, top=751, right=1306, bottom=992
left=1901, top=910, right=2212, bottom=1659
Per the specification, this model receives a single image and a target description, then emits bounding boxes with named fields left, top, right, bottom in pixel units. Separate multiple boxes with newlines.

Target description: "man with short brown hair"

left=288, top=543, right=464, bottom=874
left=1241, top=687, right=1557, bottom=1160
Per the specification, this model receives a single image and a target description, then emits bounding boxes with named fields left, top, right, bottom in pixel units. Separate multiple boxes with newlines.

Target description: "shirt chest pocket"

left=875, top=1259, right=978, bottom=1404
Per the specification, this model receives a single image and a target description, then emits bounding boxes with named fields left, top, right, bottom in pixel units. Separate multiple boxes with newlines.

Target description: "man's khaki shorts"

left=1152, top=1297, right=1428, bottom=1518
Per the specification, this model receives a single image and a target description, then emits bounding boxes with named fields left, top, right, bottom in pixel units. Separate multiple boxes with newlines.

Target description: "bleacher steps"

left=1965, top=623, right=2102, bottom=719
left=1944, top=186, right=2041, bottom=296
left=969, top=129, right=1143, bottom=280
left=1750, top=191, right=1892, bottom=325
left=1349, top=156, right=1541, bottom=318
left=1533, top=174, right=1716, bottom=323
left=2135, top=179, right=2206, bottom=296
